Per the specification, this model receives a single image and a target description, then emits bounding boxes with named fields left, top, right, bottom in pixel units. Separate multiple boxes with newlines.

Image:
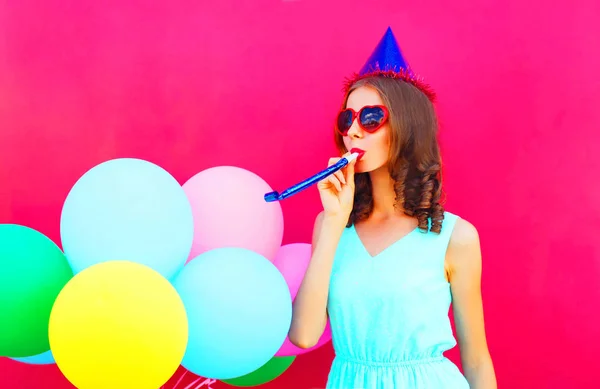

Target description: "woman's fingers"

left=333, top=170, right=346, bottom=185
left=328, top=175, right=342, bottom=192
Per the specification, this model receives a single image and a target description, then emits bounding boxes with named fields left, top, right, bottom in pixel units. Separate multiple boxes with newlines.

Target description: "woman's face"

left=342, top=86, right=391, bottom=174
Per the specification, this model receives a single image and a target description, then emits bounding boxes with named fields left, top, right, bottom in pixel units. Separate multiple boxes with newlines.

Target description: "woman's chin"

left=355, top=165, right=372, bottom=174
left=355, top=162, right=387, bottom=175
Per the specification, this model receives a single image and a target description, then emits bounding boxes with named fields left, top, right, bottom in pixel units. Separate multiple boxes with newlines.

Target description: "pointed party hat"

left=344, top=27, right=435, bottom=101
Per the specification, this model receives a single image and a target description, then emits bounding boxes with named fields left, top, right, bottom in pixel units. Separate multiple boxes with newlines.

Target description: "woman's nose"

left=346, top=119, right=362, bottom=138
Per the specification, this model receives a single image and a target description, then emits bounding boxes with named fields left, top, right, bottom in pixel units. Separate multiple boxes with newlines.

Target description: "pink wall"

left=1, top=0, right=599, bottom=387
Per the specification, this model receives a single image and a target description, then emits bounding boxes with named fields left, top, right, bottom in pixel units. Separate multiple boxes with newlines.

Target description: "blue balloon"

left=11, top=349, right=55, bottom=365
left=60, top=158, right=194, bottom=279
left=174, top=248, right=292, bottom=380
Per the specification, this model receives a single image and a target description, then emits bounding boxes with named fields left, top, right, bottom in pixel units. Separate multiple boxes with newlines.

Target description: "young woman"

left=289, top=28, right=497, bottom=388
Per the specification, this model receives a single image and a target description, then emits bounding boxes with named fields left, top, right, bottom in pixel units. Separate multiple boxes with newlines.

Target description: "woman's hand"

left=317, top=154, right=356, bottom=220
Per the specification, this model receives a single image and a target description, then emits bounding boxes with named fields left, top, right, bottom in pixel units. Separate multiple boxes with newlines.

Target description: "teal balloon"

left=11, top=350, right=55, bottom=365
left=222, top=356, right=295, bottom=387
left=174, top=248, right=292, bottom=379
left=0, top=224, right=73, bottom=357
left=60, top=158, right=194, bottom=279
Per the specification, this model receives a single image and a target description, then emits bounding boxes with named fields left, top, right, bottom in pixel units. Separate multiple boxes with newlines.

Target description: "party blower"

left=264, top=151, right=363, bottom=202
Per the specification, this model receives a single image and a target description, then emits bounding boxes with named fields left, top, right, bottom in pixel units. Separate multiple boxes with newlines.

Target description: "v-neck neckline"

left=351, top=223, right=419, bottom=259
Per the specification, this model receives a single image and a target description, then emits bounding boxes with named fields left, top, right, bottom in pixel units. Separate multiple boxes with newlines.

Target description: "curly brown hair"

left=334, top=76, right=445, bottom=234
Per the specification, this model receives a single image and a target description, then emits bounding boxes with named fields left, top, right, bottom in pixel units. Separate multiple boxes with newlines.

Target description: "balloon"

left=0, top=224, right=73, bottom=358
left=11, top=350, right=55, bottom=365
left=273, top=243, right=312, bottom=299
left=221, top=356, right=295, bottom=387
left=173, top=248, right=291, bottom=379
left=60, top=158, right=194, bottom=279
left=182, top=166, right=283, bottom=262
left=48, top=260, right=188, bottom=389
left=272, top=243, right=332, bottom=356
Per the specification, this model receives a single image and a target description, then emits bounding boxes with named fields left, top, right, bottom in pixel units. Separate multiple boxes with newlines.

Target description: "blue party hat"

left=344, top=27, right=435, bottom=101
left=359, top=27, right=412, bottom=76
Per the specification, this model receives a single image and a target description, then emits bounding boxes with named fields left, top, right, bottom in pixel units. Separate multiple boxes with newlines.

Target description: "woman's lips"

left=350, top=148, right=365, bottom=161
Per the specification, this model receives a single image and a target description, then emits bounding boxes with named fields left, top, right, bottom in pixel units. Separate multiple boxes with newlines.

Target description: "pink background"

left=1, top=0, right=599, bottom=388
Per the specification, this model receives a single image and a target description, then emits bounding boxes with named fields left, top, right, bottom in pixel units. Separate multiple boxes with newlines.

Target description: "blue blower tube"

left=264, top=152, right=360, bottom=202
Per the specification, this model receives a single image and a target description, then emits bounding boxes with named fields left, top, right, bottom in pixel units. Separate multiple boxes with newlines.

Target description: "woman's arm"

left=446, top=218, right=497, bottom=389
left=288, top=211, right=347, bottom=349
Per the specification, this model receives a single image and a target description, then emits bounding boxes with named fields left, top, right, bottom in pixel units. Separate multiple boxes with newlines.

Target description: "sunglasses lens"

left=337, top=109, right=354, bottom=134
left=360, top=106, right=386, bottom=132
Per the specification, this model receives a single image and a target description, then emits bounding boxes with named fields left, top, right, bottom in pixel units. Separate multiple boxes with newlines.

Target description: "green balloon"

left=221, top=356, right=296, bottom=387
left=0, top=224, right=73, bottom=357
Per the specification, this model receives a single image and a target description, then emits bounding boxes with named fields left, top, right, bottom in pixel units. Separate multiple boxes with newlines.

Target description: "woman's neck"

left=368, top=167, right=403, bottom=219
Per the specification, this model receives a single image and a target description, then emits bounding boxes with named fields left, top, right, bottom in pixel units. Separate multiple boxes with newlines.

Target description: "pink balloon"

left=273, top=243, right=332, bottom=356
left=182, top=166, right=284, bottom=262
left=273, top=243, right=312, bottom=300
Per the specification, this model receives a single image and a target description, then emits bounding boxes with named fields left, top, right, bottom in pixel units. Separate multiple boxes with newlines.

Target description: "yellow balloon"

left=48, top=260, right=188, bottom=389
